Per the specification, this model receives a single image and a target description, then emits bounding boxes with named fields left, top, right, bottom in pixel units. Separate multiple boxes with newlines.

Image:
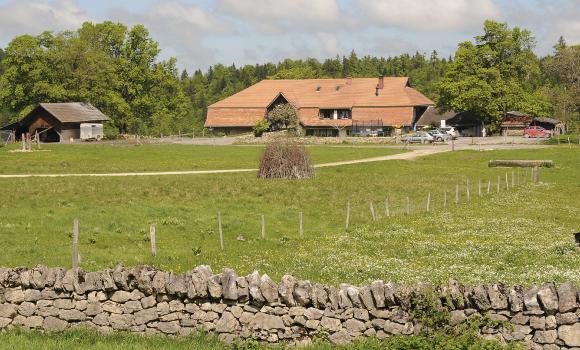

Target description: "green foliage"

left=438, top=21, right=549, bottom=126
left=542, top=42, right=580, bottom=125
left=0, top=327, right=522, bottom=350
left=266, top=103, right=298, bottom=131
left=0, top=21, right=192, bottom=135
left=253, top=119, right=269, bottom=137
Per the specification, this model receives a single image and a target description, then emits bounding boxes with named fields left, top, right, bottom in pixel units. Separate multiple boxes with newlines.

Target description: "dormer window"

left=335, top=86, right=341, bottom=91
left=316, top=86, right=321, bottom=92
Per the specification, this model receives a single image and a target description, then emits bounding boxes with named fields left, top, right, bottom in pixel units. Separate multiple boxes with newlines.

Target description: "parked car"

left=427, top=129, right=450, bottom=142
left=524, top=126, right=551, bottom=138
left=439, top=126, right=458, bottom=139
left=402, top=132, right=434, bottom=143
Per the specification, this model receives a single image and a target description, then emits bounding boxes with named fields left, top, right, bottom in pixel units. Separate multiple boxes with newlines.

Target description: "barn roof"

left=209, top=77, right=433, bottom=109
left=415, top=106, right=456, bottom=126
left=38, top=103, right=109, bottom=123
left=206, top=77, right=433, bottom=127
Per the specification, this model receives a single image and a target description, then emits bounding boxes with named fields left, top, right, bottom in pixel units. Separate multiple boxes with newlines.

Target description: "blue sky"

left=0, top=0, right=579, bottom=71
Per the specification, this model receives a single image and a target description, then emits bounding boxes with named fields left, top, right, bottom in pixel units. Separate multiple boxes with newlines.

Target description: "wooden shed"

left=0, top=103, right=109, bottom=142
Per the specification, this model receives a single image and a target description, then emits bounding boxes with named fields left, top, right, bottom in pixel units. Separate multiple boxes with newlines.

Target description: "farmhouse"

left=0, top=102, right=109, bottom=142
left=205, top=77, right=434, bottom=136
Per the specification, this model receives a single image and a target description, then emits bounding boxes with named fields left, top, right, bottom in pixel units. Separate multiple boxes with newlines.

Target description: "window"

left=319, top=109, right=351, bottom=120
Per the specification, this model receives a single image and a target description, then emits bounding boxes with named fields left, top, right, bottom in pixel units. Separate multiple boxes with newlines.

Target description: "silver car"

left=402, top=132, right=434, bottom=143
left=428, top=129, right=451, bottom=142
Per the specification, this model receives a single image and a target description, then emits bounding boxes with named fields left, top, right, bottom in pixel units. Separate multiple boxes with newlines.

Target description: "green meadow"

left=0, top=144, right=578, bottom=286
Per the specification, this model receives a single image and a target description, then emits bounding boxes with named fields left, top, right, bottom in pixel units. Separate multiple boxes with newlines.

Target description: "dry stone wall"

left=0, top=265, right=579, bottom=348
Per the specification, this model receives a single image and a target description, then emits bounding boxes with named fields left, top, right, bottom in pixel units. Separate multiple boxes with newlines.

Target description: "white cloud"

left=555, top=20, right=580, bottom=44
left=215, top=0, right=346, bottom=33
left=315, top=32, right=341, bottom=56
left=0, top=0, right=89, bottom=42
left=358, top=0, right=501, bottom=31
left=109, top=1, right=231, bottom=69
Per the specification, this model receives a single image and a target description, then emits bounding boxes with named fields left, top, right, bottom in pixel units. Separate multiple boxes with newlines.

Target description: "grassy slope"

left=0, top=146, right=578, bottom=286
left=0, top=144, right=405, bottom=174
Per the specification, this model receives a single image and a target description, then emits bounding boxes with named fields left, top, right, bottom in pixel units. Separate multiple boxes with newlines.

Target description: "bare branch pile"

left=258, top=141, right=314, bottom=179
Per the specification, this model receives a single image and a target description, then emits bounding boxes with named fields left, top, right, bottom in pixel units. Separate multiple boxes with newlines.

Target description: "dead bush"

left=258, top=141, right=314, bottom=179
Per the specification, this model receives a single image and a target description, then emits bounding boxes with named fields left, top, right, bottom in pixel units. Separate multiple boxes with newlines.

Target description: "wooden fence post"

left=370, top=202, right=376, bottom=221
left=487, top=179, right=491, bottom=194
left=512, top=171, right=515, bottom=188
left=406, top=197, right=410, bottom=215
left=72, top=219, right=79, bottom=269
left=426, top=192, right=431, bottom=212
left=299, top=212, right=304, bottom=239
left=497, top=175, right=500, bottom=193
left=218, top=212, right=224, bottom=250
left=150, top=224, right=157, bottom=256
left=466, top=180, right=470, bottom=201
left=384, top=197, right=390, bottom=217
left=455, top=184, right=459, bottom=204
left=345, top=201, right=350, bottom=230
left=261, top=214, right=265, bottom=240
left=505, top=173, right=509, bottom=191
left=444, top=191, right=447, bottom=209
left=532, top=166, right=540, bottom=184
left=568, top=136, right=571, bottom=148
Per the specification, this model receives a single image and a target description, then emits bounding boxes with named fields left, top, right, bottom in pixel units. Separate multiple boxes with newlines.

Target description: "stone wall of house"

left=0, top=266, right=579, bottom=348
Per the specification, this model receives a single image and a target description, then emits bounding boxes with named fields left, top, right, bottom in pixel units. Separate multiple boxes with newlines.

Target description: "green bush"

left=103, top=122, right=120, bottom=140
left=253, top=119, right=270, bottom=137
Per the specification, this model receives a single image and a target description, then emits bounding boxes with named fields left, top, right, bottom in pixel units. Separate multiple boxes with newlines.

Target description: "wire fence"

left=64, top=167, right=540, bottom=267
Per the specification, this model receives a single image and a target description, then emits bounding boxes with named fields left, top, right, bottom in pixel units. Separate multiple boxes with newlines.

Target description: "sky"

left=0, top=0, right=579, bottom=71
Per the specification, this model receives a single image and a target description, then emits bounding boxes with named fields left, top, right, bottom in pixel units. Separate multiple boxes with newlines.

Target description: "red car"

left=523, top=126, right=551, bottom=138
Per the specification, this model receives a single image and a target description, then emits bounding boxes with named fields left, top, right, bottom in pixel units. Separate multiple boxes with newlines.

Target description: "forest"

left=0, top=20, right=578, bottom=135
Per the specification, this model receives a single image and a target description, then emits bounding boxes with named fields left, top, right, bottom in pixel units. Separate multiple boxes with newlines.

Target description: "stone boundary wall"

left=0, top=266, right=579, bottom=348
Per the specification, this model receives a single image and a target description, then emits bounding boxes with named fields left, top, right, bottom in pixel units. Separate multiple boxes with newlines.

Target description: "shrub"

left=266, top=103, right=298, bottom=131
left=253, top=119, right=270, bottom=137
left=258, top=141, right=314, bottom=179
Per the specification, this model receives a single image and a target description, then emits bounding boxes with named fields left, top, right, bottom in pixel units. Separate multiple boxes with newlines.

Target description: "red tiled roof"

left=206, top=77, right=433, bottom=127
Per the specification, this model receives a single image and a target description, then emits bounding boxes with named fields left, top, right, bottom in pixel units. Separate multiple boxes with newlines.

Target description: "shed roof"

left=38, top=103, right=109, bottom=123
left=415, top=106, right=456, bottom=126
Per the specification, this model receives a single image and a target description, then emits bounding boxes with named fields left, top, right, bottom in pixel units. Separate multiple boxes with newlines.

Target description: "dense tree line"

left=0, top=20, right=578, bottom=134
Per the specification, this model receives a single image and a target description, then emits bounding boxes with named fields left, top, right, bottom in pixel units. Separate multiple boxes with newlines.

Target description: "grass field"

left=0, top=144, right=578, bottom=287
left=0, top=328, right=520, bottom=350
left=0, top=143, right=405, bottom=174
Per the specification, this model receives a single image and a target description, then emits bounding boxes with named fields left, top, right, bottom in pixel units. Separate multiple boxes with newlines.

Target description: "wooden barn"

left=500, top=111, right=564, bottom=136
left=416, top=106, right=484, bottom=136
left=0, top=103, right=109, bottom=142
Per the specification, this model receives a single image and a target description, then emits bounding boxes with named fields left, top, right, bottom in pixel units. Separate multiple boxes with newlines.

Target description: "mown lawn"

left=0, top=145, right=578, bottom=286
left=0, top=143, right=405, bottom=174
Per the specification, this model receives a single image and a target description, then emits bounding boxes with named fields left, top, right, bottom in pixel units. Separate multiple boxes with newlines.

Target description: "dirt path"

left=0, top=144, right=548, bottom=179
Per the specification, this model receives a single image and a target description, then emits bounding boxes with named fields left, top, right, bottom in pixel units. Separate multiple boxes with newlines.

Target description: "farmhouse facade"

left=1, top=103, right=109, bottom=142
left=205, top=77, right=434, bottom=136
